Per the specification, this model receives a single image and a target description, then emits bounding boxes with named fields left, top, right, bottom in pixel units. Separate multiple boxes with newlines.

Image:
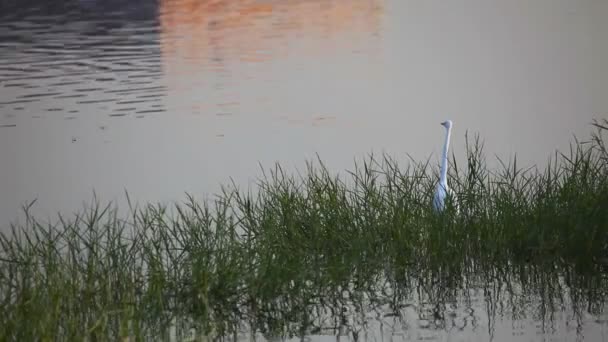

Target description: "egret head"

left=441, top=120, right=453, bottom=129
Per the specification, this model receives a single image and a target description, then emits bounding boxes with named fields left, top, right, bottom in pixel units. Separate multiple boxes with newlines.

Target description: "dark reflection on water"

left=0, top=0, right=165, bottom=121
left=0, top=0, right=158, bottom=21
left=235, top=261, right=608, bottom=342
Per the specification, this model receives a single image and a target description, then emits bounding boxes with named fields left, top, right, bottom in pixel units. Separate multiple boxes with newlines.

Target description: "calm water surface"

left=1, top=0, right=608, bottom=340
left=1, top=0, right=607, bottom=225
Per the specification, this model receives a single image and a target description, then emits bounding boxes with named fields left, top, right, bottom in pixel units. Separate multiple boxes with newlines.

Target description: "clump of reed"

left=1, top=120, right=607, bottom=341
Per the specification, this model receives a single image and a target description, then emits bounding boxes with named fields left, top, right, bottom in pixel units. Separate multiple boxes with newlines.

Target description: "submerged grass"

left=1, top=120, right=608, bottom=340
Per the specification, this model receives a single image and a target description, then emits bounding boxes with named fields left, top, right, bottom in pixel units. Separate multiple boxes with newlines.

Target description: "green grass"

left=1, top=120, right=608, bottom=341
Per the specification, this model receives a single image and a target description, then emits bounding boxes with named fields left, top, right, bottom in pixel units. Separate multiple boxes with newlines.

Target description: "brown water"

left=0, top=1, right=607, bottom=340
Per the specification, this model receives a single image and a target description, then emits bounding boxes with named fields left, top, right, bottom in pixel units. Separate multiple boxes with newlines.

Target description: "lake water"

left=0, top=0, right=607, bottom=340
left=1, top=0, right=607, bottom=227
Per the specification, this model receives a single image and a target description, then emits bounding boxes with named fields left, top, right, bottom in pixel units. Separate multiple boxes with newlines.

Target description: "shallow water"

left=129, top=269, right=608, bottom=342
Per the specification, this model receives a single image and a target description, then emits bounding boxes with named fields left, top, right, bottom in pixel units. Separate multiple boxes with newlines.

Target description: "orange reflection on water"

left=159, top=0, right=384, bottom=72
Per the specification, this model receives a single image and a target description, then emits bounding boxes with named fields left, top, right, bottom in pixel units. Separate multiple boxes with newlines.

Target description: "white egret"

left=433, top=120, right=459, bottom=212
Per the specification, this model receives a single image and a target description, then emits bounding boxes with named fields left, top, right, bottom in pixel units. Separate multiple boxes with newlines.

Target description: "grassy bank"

left=1, top=120, right=608, bottom=341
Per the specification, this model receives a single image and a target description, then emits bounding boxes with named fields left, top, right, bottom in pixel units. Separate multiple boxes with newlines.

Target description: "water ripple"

left=0, top=4, right=166, bottom=126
